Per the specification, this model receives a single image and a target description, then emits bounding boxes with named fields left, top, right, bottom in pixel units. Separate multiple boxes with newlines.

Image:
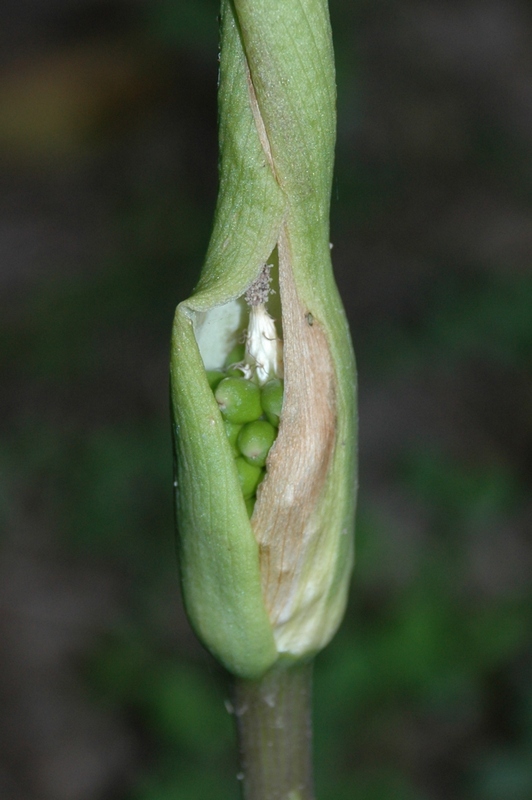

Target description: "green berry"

left=206, top=370, right=225, bottom=390
left=261, top=379, right=284, bottom=427
left=224, top=421, right=242, bottom=456
left=215, top=377, right=262, bottom=424
left=245, top=496, right=256, bottom=518
left=237, top=420, right=277, bottom=467
left=235, top=457, right=263, bottom=499
left=225, top=343, right=245, bottom=368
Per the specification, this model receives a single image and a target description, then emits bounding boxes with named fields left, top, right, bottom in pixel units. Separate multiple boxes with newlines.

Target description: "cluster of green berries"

left=206, top=344, right=283, bottom=516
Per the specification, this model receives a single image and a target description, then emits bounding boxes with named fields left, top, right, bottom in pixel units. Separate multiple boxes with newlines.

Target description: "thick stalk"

left=232, top=661, right=314, bottom=800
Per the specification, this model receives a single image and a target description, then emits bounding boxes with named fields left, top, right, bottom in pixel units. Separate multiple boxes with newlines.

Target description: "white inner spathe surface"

left=194, top=298, right=247, bottom=370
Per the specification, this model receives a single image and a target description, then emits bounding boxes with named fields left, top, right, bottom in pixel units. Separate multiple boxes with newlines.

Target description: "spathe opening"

left=194, top=246, right=282, bottom=376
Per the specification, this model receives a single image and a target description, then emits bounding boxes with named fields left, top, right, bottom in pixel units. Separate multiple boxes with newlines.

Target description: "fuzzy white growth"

left=245, top=304, right=283, bottom=384
left=242, top=265, right=283, bottom=385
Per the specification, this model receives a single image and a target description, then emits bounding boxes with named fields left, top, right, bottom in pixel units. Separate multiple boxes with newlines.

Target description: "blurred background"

left=1, top=0, right=531, bottom=798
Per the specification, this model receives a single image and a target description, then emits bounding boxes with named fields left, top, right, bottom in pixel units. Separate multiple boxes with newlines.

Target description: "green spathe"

left=171, top=0, right=357, bottom=679
left=172, top=311, right=278, bottom=678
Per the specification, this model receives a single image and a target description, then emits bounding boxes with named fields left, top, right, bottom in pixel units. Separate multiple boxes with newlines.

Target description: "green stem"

left=232, top=661, right=315, bottom=800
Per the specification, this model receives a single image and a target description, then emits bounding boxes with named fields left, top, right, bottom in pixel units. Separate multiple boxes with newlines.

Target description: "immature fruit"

left=215, top=377, right=262, bottom=424
left=261, top=379, right=284, bottom=427
left=224, top=420, right=242, bottom=456
left=237, top=420, right=277, bottom=468
left=206, top=370, right=225, bottom=390
left=235, top=457, right=264, bottom=499
left=245, top=496, right=256, bottom=518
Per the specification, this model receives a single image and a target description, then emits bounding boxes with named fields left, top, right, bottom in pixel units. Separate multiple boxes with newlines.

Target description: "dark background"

left=1, top=1, right=531, bottom=798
